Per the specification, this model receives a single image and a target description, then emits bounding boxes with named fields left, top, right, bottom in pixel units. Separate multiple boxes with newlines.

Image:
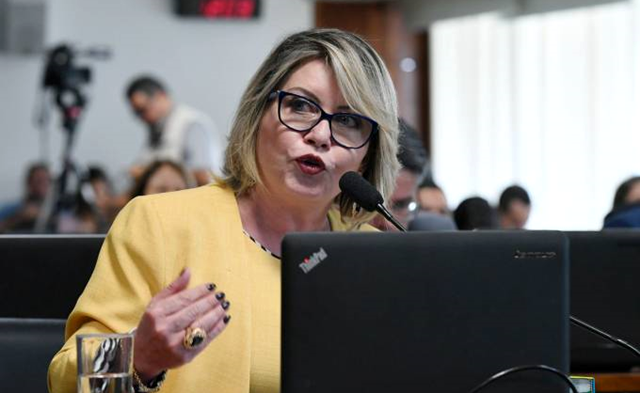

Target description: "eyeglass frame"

left=268, top=90, right=379, bottom=150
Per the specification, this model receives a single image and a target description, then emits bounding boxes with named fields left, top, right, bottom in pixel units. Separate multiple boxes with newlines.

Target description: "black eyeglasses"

left=268, top=90, right=378, bottom=149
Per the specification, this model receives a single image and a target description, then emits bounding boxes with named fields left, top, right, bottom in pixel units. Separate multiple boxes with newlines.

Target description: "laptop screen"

left=281, top=231, right=569, bottom=393
left=0, top=234, right=103, bottom=318
left=568, top=231, right=640, bottom=371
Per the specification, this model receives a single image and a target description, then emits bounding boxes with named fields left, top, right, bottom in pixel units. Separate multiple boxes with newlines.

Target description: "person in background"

left=0, top=162, right=51, bottom=233
left=454, top=196, right=497, bottom=230
left=611, top=176, right=640, bottom=210
left=49, top=28, right=399, bottom=393
left=55, top=166, right=123, bottom=234
left=130, top=160, right=193, bottom=199
left=410, top=178, right=457, bottom=231
left=55, top=196, right=100, bottom=234
left=498, top=185, right=531, bottom=229
left=603, top=176, right=640, bottom=228
left=85, top=166, right=121, bottom=227
left=371, top=119, right=427, bottom=231
left=417, top=179, right=449, bottom=216
left=125, top=75, right=225, bottom=185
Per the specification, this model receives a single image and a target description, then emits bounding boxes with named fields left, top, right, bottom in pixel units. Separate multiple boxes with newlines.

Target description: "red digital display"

left=199, top=0, right=258, bottom=18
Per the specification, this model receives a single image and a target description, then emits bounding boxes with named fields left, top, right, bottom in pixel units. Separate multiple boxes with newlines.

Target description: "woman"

left=130, top=160, right=193, bottom=198
left=48, top=28, right=399, bottom=393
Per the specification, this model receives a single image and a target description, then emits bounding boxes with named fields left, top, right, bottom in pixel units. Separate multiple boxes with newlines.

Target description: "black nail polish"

left=221, top=301, right=230, bottom=310
left=206, top=283, right=216, bottom=292
left=216, top=292, right=225, bottom=300
left=223, top=315, right=231, bottom=324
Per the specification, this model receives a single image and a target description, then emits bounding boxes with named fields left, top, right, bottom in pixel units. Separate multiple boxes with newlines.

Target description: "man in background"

left=0, top=163, right=51, bottom=233
left=498, top=185, right=531, bottom=229
left=125, top=75, right=224, bottom=185
left=454, top=196, right=497, bottom=230
left=417, top=179, right=449, bottom=217
left=372, top=120, right=428, bottom=231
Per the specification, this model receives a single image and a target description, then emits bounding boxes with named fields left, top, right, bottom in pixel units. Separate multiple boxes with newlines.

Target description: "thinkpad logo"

left=299, top=247, right=328, bottom=274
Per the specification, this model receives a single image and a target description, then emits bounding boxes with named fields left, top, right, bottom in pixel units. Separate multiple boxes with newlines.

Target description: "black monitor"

left=0, top=235, right=103, bottom=319
left=281, top=231, right=570, bottom=393
left=567, top=231, right=640, bottom=372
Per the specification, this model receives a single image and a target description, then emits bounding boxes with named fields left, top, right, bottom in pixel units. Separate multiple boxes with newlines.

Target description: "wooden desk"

left=583, top=373, right=640, bottom=392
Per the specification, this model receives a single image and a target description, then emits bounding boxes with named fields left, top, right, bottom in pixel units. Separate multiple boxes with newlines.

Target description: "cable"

left=468, top=364, right=579, bottom=393
left=570, top=315, right=640, bottom=358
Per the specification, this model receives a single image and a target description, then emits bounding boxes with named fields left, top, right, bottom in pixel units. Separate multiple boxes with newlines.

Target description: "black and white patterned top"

left=242, top=218, right=333, bottom=260
left=242, top=229, right=281, bottom=260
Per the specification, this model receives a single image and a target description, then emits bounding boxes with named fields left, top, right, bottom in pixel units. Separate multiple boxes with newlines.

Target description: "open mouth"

left=296, top=154, right=326, bottom=175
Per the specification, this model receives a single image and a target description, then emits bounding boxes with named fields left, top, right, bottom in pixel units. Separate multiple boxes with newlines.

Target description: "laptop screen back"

left=281, top=231, right=569, bottom=393
left=0, top=235, right=103, bottom=318
left=568, top=231, right=640, bottom=371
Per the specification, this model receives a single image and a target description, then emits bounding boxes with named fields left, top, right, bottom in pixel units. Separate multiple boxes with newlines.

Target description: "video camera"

left=43, top=45, right=91, bottom=91
left=41, top=44, right=110, bottom=129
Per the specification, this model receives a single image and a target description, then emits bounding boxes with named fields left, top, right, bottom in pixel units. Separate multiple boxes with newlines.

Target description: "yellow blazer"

left=48, top=183, right=371, bottom=393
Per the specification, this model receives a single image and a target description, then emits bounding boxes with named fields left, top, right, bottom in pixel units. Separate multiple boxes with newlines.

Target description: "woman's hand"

left=133, top=268, right=231, bottom=382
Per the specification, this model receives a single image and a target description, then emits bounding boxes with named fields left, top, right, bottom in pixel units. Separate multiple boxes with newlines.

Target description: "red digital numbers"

left=200, top=0, right=257, bottom=18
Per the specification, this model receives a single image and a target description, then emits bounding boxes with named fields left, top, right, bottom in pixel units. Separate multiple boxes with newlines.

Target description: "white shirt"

left=135, top=104, right=225, bottom=175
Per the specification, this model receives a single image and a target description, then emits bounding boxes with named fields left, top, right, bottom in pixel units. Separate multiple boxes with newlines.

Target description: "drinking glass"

left=76, top=333, right=134, bottom=393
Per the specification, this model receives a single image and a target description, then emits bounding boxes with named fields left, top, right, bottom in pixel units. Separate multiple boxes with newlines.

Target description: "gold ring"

left=183, top=327, right=207, bottom=350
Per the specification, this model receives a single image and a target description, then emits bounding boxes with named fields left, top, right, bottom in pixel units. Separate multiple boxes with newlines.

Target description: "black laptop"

left=0, top=234, right=103, bottom=318
left=281, top=231, right=569, bottom=393
left=567, top=231, right=640, bottom=372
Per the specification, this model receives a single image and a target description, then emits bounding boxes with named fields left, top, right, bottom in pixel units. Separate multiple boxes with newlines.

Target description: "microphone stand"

left=570, top=315, right=640, bottom=358
left=375, top=203, right=407, bottom=232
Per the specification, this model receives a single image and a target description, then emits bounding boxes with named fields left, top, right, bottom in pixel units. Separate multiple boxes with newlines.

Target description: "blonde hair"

left=222, top=28, right=400, bottom=226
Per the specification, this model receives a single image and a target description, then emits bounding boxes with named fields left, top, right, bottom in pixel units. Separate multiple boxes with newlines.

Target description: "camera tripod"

left=34, top=88, right=87, bottom=233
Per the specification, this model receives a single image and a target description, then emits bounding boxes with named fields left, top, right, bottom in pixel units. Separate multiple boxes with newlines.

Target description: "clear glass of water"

left=76, top=333, right=134, bottom=393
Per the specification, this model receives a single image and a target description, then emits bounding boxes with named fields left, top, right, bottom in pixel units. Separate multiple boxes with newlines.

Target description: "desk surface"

left=584, top=373, right=640, bottom=392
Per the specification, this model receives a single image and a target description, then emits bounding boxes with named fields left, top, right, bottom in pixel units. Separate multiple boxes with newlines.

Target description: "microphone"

left=338, top=171, right=407, bottom=232
left=339, top=171, right=640, bottom=360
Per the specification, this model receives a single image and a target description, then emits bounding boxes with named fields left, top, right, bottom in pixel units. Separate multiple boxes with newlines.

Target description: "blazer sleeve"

left=48, top=196, right=169, bottom=393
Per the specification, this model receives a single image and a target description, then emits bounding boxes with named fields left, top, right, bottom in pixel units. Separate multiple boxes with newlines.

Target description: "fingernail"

left=221, top=301, right=230, bottom=310
left=223, top=315, right=231, bottom=324
left=180, top=267, right=189, bottom=276
left=206, top=283, right=216, bottom=292
left=216, top=292, right=225, bottom=300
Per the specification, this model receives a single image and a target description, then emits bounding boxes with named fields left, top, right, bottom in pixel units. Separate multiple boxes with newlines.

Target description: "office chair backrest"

left=0, top=317, right=66, bottom=393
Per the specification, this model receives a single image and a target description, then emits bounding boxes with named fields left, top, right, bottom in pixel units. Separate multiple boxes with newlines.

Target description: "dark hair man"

left=372, top=119, right=427, bottom=230
left=417, top=178, right=449, bottom=216
left=455, top=196, right=497, bottom=230
left=125, top=75, right=225, bottom=185
left=498, top=185, right=531, bottom=229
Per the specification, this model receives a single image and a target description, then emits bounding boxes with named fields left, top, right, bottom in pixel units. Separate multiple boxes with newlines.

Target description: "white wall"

left=0, top=0, right=313, bottom=201
left=429, top=1, right=640, bottom=230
